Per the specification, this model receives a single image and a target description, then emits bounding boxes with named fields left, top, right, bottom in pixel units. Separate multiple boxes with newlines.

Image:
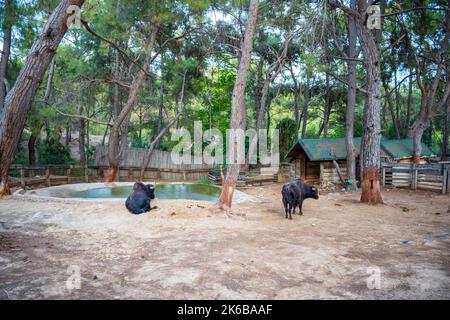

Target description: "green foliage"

left=86, top=146, right=97, bottom=166
left=13, top=144, right=28, bottom=165
left=198, top=176, right=210, bottom=185
left=38, top=139, right=74, bottom=165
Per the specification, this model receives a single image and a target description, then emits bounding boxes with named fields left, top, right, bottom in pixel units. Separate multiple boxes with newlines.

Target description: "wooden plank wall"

left=94, top=146, right=215, bottom=181
left=381, top=162, right=449, bottom=194
left=94, top=146, right=213, bottom=170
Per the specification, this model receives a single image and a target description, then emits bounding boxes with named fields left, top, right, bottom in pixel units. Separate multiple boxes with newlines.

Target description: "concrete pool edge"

left=12, top=182, right=264, bottom=204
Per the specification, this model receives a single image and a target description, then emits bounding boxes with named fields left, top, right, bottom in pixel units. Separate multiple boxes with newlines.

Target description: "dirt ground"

left=0, top=184, right=449, bottom=300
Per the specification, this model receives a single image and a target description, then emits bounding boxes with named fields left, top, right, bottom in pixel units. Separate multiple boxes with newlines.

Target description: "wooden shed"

left=285, top=137, right=434, bottom=184
left=285, top=137, right=362, bottom=184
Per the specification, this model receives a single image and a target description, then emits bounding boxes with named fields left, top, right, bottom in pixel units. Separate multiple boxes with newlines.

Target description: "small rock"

left=311, top=223, right=316, bottom=227
left=171, top=212, right=176, bottom=216
left=93, top=275, right=98, bottom=280
left=435, top=212, right=441, bottom=215
left=196, top=204, right=205, bottom=208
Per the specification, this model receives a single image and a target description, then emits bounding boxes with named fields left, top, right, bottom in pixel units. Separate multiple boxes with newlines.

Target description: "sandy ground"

left=0, top=184, right=449, bottom=300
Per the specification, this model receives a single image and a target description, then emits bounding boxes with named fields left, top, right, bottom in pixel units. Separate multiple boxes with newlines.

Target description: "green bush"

left=13, top=143, right=28, bottom=165
left=38, top=139, right=74, bottom=165
left=198, top=176, right=210, bottom=185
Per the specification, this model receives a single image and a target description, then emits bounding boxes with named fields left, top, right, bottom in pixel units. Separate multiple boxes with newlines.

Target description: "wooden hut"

left=284, top=138, right=362, bottom=184
left=285, top=137, right=434, bottom=184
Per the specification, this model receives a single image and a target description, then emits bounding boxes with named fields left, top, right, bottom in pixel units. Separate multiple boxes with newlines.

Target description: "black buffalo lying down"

left=281, top=179, right=319, bottom=219
left=125, top=182, right=157, bottom=214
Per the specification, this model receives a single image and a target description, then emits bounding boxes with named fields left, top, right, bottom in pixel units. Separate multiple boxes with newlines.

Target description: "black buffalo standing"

left=281, top=179, right=319, bottom=219
left=125, top=182, right=157, bottom=214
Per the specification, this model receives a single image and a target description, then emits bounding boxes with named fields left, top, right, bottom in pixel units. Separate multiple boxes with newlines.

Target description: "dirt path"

left=0, top=185, right=449, bottom=299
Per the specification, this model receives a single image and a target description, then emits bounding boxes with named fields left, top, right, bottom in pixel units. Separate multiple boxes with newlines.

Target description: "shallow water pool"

left=71, top=183, right=221, bottom=202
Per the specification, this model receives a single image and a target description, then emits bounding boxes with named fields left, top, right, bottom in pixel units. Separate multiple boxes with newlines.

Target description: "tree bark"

left=288, top=62, right=301, bottom=135
left=301, top=76, right=310, bottom=139
left=105, top=22, right=160, bottom=182
left=28, top=134, right=38, bottom=166
left=0, top=1, right=85, bottom=196
left=321, top=71, right=332, bottom=138
left=65, top=120, right=72, bottom=146
left=358, top=1, right=383, bottom=204
left=216, top=0, right=259, bottom=209
left=346, top=0, right=357, bottom=184
left=405, top=71, right=413, bottom=135
left=156, top=59, right=164, bottom=148
left=0, top=0, right=13, bottom=113
left=78, top=104, right=86, bottom=167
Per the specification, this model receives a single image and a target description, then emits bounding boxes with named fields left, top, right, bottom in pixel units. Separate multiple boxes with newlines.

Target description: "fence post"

left=443, top=168, right=448, bottom=195
left=117, top=166, right=120, bottom=182
left=84, top=166, right=89, bottom=183
left=20, top=166, right=25, bottom=188
left=128, top=168, right=133, bottom=181
left=447, top=170, right=450, bottom=194
left=67, top=165, right=72, bottom=184
left=46, top=167, right=51, bottom=186
left=381, top=166, right=385, bottom=187
left=412, top=168, right=418, bottom=190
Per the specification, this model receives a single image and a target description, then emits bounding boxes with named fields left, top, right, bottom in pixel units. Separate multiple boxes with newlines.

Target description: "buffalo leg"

left=288, top=203, right=292, bottom=220
left=283, top=199, right=288, bottom=219
left=299, top=201, right=304, bottom=215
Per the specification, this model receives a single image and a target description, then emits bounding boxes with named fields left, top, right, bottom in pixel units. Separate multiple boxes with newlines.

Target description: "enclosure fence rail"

left=381, top=162, right=450, bottom=194
left=8, top=164, right=92, bottom=188
left=7, top=164, right=213, bottom=189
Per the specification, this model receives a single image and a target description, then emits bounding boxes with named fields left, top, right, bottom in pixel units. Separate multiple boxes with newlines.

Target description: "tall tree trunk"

left=405, top=71, right=413, bottom=135
left=443, top=103, right=449, bottom=160
left=28, top=133, right=39, bottom=166
left=156, top=59, right=164, bottom=148
left=288, top=62, right=301, bottom=136
left=301, top=76, right=310, bottom=138
left=65, top=120, right=71, bottom=146
left=216, top=0, right=259, bottom=209
left=321, top=71, right=332, bottom=138
left=254, top=58, right=263, bottom=123
left=105, top=22, right=160, bottom=182
left=358, top=1, right=383, bottom=205
left=78, top=104, right=86, bottom=167
left=346, top=0, right=357, bottom=184
left=0, top=0, right=82, bottom=196
left=0, top=0, right=13, bottom=113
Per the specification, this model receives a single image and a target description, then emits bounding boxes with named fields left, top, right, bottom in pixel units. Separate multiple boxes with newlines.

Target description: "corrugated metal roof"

left=285, top=137, right=434, bottom=161
left=381, top=138, right=434, bottom=160
left=298, top=137, right=362, bottom=161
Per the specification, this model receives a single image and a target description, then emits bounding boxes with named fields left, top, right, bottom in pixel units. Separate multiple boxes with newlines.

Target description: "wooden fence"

left=8, top=164, right=94, bottom=188
left=8, top=164, right=213, bottom=189
left=381, top=162, right=450, bottom=194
